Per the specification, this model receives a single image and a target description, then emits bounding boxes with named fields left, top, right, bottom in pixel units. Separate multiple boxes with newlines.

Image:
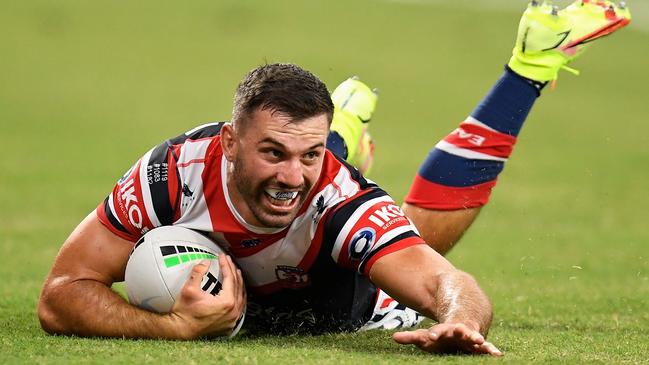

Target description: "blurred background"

left=1, top=0, right=647, bottom=362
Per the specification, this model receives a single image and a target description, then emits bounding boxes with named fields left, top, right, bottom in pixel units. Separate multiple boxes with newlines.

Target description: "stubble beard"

left=231, top=156, right=308, bottom=229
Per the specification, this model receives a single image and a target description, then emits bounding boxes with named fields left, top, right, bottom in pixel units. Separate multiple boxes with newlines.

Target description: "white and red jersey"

left=97, top=122, right=424, bottom=298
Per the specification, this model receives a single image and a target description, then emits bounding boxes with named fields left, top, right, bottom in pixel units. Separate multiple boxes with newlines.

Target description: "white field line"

left=383, top=0, right=649, bottom=34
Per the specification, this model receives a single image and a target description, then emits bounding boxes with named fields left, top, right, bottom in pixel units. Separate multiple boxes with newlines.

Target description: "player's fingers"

left=179, top=260, right=212, bottom=301
left=231, top=261, right=245, bottom=308
left=229, top=256, right=243, bottom=291
left=218, top=255, right=245, bottom=312
left=452, top=324, right=485, bottom=345
left=217, top=254, right=234, bottom=292
left=226, top=256, right=245, bottom=305
left=228, top=266, right=246, bottom=327
left=238, top=270, right=247, bottom=305
left=185, top=259, right=211, bottom=289
left=472, top=341, right=503, bottom=357
left=392, top=329, right=439, bottom=352
left=393, top=329, right=435, bottom=350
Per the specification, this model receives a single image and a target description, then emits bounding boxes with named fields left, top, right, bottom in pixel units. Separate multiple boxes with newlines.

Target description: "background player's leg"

left=402, top=204, right=481, bottom=255
left=404, top=67, right=542, bottom=255
left=403, top=2, right=631, bottom=255
left=327, top=77, right=377, bottom=175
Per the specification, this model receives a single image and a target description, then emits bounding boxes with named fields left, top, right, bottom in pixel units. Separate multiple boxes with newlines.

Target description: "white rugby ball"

left=125, top=225, right=244, bottom=337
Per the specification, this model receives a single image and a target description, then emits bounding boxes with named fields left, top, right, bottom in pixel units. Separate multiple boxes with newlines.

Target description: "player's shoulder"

left=318, top=150, right=394, bottom=225
left=321, top=150, right=376, bottom=191
left=168, top=122, right=228, bottom=145
left=319, top=154, right=422, bottom=275
left=160, top=121, right=229, bottom=165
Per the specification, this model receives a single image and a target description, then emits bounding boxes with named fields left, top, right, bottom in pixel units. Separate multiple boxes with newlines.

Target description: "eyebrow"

left=258, top=137, right=325, bottom=151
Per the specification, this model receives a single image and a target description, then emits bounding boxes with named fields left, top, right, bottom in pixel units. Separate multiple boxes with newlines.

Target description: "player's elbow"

left=38, top=301, right=63, bottom=335
left=37, top=280, right=72, bottom=335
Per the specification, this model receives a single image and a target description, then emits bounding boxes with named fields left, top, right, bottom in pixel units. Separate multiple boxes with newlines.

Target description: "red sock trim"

left=404, top=175, right=497, bottom=210
left=444, top=122, right=517, bottom=159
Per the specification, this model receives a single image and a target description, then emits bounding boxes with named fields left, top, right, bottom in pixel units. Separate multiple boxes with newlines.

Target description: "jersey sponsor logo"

left=275, top=265, right=310, bottom=289
left=348, top=227, right=375, bottom=261
left=119, top=177, right=144, bottom=229
left=368, top=204, right=406, bottom=230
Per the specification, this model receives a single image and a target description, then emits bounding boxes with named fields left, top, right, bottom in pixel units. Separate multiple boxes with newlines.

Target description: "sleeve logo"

left=119, top=177, right=143, bottom=229
left=348, top=227, right=376, bottom=261
left=368, top=204, right=406, bottom=230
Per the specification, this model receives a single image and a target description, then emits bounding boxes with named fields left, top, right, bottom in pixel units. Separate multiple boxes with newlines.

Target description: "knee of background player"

left=401, top=203, right=482, bottom=255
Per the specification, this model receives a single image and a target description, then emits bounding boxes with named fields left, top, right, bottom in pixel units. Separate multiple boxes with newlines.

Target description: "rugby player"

left=38, top=1, right=629, bottom=356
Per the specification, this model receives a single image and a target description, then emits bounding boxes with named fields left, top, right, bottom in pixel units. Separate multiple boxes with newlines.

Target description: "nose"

left=276, top=158, right=304, bottom=188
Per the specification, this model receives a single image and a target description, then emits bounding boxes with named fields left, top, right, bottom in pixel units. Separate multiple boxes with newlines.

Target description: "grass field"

left=1, top=0, right=648, bottom=363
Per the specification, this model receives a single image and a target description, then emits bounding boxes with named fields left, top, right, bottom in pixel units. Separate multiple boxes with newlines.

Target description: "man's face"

left=224, top=108, right=329, bottom=228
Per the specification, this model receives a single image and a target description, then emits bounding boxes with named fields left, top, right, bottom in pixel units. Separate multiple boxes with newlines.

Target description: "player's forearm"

left=38, top=278, right=187, bottom=339
left=369, top=245, right=493, bottom=334
left=433, top=270, right=493, bottom=336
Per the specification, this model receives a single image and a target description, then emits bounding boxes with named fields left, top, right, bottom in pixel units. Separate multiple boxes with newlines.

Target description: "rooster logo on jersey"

left=312, top=195, right=327, bottom=223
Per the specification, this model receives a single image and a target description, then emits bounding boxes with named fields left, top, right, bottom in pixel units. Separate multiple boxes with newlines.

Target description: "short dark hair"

left=232, top=63, right=334, bottom=129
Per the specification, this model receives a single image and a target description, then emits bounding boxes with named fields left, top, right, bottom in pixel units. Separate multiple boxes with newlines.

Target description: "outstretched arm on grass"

left=369, top=244, right=502, bottom=356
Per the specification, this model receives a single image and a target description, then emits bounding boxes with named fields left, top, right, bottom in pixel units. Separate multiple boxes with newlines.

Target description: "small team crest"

left=312, top=195, right=327, bottom=222
left=348, top=228, right=376, bottom=261
left=275, top=265, right=310, bottom=289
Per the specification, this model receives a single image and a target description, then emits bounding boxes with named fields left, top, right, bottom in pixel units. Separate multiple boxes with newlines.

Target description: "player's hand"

left=169, top=255, right=246, bottom=339
left=393, top=322, right=502, bottom=356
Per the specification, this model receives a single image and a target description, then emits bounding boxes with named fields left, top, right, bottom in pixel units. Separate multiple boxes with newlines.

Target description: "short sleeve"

left=324, top=188, right=425, bottom=276
left=96, top=140, right=179, bottom=242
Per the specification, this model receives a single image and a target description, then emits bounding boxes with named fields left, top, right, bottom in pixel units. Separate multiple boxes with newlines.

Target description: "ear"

left=221, top=123, right=238, bottom=162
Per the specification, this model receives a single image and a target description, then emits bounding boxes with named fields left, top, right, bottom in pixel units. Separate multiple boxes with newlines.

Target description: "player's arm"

left=39, top=126, right=245, bottom=339
left=325, top=185, right=498, bottom=354
left=369, top=244, right=501, bottom=356
left=37, top=212, right=245, bottom=339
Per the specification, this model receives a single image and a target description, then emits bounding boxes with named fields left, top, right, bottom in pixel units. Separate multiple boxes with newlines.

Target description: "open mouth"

left=264, top=188, right=300, bottom=208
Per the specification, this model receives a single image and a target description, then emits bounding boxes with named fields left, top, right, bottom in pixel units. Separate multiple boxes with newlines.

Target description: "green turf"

left=1, top=0, right=648, bottom=363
